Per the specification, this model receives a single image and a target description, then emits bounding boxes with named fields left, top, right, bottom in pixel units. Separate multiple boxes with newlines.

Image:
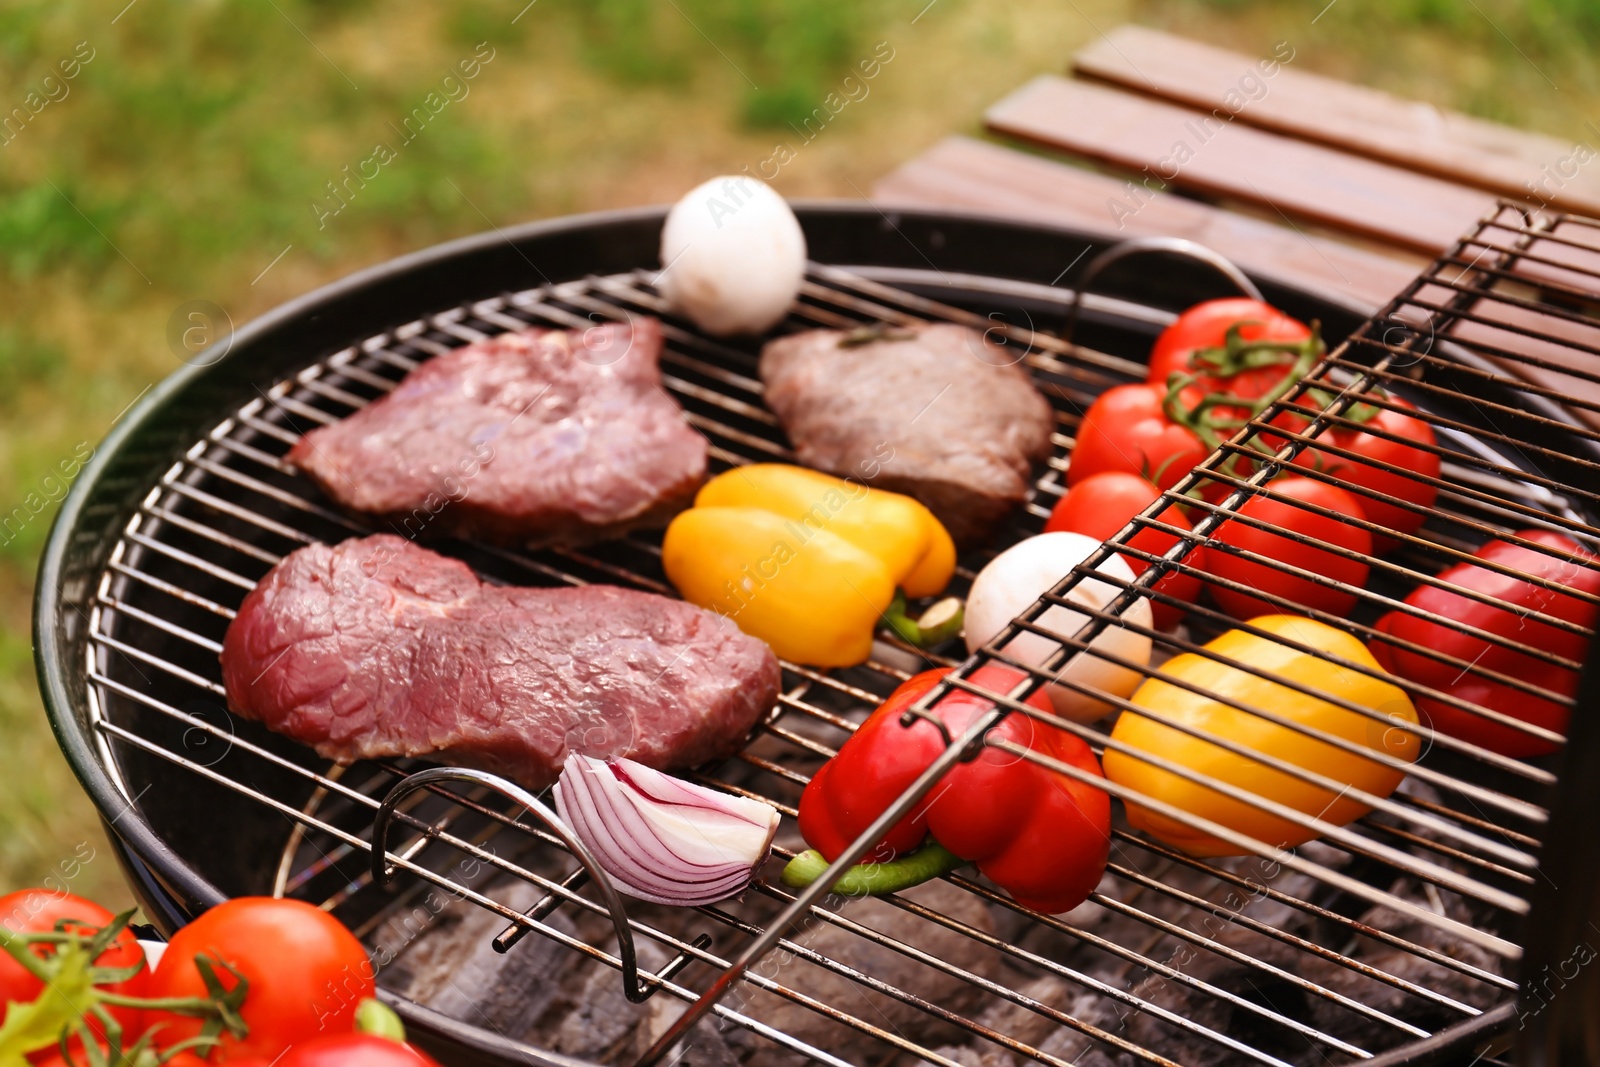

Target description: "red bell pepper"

left=1370, top=530, right=1600, bottom=757
left=787, top=664, right=1111, bottom=915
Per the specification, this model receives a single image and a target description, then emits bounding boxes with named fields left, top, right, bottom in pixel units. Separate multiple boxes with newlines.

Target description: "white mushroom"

left=658, top=175, right=806, bottom=336
left=964, top=532, right=1153, bottom=723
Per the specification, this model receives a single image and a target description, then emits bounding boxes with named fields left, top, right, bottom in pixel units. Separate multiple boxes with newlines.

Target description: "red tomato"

left=0, top=890, right=148, bottom=1062
left=1371, top=531, right=1600, bottom=757
left=1203, top=476, right=1372, bottom=619
left=1069, top=383, right=1209, bottom=492
left=1044, top=472, right=1204, bottom=629
left=145, top=898, right=373, bottom=1062
left=278, top=1033, right=441, bottom=1066
left=1289, top=396, right=1439, bottom=551
left=1146, top=298, right=1313, bottom=406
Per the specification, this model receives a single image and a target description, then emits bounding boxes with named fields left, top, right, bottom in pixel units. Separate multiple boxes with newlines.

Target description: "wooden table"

left=874, top=25, right=1600, bottom=423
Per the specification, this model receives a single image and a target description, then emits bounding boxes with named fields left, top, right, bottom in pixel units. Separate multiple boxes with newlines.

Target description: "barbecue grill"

left=33, top=201, right=1600, bottom=1067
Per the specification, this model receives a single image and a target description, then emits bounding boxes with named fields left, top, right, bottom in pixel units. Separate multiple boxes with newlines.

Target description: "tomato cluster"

left=0, top=890, right=148, bottom=1064
left=142, top=897, right=379, bottom=1062
left=1071, top=298, right=1320, bottom=492
left=1055, top=298, right=1596, bottom=757
left=0, top=893, right=439, bottom=1067
left=1059, top=299, right=1440, bottom=625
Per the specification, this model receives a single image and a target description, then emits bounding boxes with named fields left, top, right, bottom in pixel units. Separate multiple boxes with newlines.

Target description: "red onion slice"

left=554, top=754, right=780, bottom=907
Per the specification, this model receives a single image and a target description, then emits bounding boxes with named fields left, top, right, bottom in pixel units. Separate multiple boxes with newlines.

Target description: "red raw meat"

left=289, top=318, right=706, bottom=544
left=221, top=535, right=778, bottom=788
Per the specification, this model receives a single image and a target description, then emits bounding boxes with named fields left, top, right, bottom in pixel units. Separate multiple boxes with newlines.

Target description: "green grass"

left=1, top=0, right=1596, bottom=912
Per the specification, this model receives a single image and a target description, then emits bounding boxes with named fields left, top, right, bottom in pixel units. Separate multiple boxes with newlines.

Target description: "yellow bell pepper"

left=662, top=464, right=957, bottom=666
left=1103, top=615, right=1419, bottom=857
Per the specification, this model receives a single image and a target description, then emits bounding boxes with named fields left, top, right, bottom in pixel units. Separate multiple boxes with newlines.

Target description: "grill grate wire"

left=83, top=201, right=1600, bottom=1066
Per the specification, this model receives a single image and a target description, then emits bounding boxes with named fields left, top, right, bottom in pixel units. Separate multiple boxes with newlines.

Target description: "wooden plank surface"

left=984, top=76, right=1494, bottom=255
left=873, top=136, right=1424, bottom=311
left=1073, top=25, right=1600, bottom=218
left=1449, top=302, right=1600, bottom=431
left=1455, top=216, right=1600, bottom=427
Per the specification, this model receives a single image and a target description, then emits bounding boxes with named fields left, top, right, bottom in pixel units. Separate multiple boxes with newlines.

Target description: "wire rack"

left=84, top=201, right=1600, bottom=1067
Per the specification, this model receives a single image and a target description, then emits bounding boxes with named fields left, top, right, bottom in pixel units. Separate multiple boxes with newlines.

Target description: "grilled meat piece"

left=288, top=318, right=707, bottom=545
left=220, top=535, right=779, bottom=789
left=759, top=323, right=1055, bottom=546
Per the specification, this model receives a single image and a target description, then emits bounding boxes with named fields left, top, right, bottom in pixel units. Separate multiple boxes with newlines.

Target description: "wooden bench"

left=1072, top=26, right=1600, bottom=217
left=875, top=135, right=1425, bottom=311
left=873, top=24, right=1600, bottom=423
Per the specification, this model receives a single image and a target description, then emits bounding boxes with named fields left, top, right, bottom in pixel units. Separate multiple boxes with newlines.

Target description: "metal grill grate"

left=84, top=202, right=1600, bottom=1067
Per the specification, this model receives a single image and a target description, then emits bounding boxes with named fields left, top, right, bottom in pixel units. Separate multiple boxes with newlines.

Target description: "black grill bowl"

left=34, top=203, right=1599, bottom=1067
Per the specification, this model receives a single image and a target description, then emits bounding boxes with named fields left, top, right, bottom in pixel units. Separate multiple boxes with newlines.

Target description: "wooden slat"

left=1073, top=25, right=1600, bottom=217
left=985, top=77, right=1494, bottom=255
left=1450, top=302, right=1600, bottom=431
left=1456, top=217, right=1600, bottom=427
left=874, top=135, right=1424, bottom=311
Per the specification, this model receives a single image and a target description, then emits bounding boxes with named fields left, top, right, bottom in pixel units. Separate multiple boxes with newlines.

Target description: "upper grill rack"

left=84, top=201, right=1596, bottom=1067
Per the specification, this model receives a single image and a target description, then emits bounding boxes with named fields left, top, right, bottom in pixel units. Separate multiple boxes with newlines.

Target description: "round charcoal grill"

left=34, top=203, right=1600, bottom=1067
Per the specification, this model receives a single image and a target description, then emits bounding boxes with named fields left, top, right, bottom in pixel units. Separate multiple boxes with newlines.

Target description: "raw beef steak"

left=760, top=323, right=1055, bottom=545
left=221, top=535, right=779, bottom=789
left=288, top=318, right=706, bottom=544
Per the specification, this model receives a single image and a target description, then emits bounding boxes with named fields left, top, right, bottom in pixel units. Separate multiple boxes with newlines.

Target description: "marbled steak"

left=221, top=535, right=779, bottom=789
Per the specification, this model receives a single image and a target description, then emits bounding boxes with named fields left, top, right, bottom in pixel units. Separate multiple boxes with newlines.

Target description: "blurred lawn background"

left=2, top=0, right=1597, bottom=908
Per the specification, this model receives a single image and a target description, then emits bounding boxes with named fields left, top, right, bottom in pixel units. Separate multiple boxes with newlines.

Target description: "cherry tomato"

left=1370, top=530, right=1599, bottom=757
left=1044, top=472, right=1204, bottom=629
left=278, top=1033, right=441, bottom=1066
left=145, top=898, right=373, bottom=1062
left=1203, top=476, right=1372, bottom=619
left=1069, top=383, right=1209, bottom=492
left=0, top=890, right=148, bottom=1062
left=1289, top=395, right=1439, bottom=551
left=1147, top=298, right=1312, bottom=405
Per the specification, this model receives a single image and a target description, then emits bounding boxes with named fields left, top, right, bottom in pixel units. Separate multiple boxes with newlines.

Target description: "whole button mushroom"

left=659, top=175, right=806, bottom=336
